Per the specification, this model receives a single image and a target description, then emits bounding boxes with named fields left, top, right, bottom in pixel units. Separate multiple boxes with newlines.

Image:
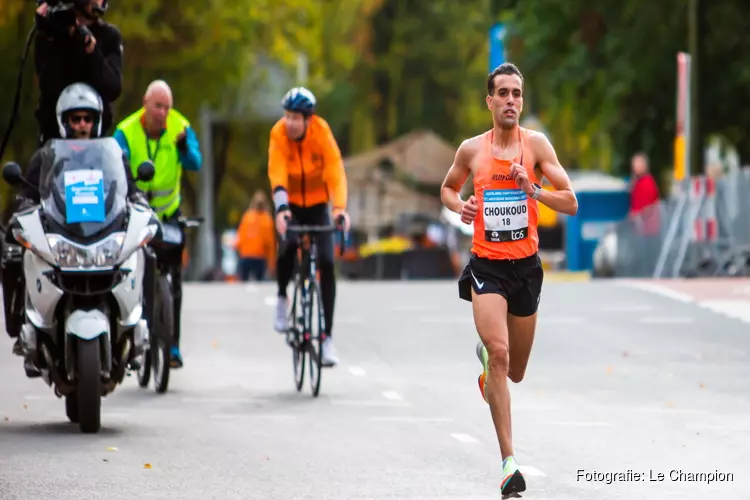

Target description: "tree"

left=501, top=0, right=750, bottom=185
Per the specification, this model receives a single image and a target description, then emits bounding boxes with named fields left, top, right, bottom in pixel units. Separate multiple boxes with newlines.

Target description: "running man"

left=439, top=62, right=578, bottom=496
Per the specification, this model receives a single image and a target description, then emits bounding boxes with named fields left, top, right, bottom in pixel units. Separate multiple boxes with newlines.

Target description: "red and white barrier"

left=705, top=176, right=718, bottom=242
left=690, top=176, right=718, bottom=242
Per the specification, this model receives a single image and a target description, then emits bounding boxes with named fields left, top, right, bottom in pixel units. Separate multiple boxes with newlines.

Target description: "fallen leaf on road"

left=107, top=447, right=118, bottom=452
left=22, top=404, right=27, bottom=410
left=699, top=383, right=705, bottom=389
left=102, top=459, right=109, bottom=463
left=144, top=463, right=152, bottom=469
left=622, top=351, right=629, bottom=358
left=666, top=401, right=674, bottom=408
left=3, top=416, right=8, bottom=422
left=211, top=341, right=218, bottom=349
left=605, top=366, right=613, bottom=374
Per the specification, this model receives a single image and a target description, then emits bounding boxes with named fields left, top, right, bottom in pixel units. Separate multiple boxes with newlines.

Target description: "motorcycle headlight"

left=46, top=232, right=126, bottom=268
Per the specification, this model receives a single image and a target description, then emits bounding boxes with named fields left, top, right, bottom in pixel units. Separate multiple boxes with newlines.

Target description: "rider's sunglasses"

left=69, top=114, right=93, bottom=124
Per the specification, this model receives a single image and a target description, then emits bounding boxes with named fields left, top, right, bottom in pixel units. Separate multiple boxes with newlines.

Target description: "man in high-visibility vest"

left=113, top=79, right=202, bottom=369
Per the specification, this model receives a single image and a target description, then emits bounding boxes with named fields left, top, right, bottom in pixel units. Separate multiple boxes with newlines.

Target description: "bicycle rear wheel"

left=289, top=275, right=305, bottom=391
left=307, top=279, right=324, bottom=397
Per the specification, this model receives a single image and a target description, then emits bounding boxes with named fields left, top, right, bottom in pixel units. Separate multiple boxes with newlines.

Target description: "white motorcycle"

left=2, top=137, right=161, bottom=433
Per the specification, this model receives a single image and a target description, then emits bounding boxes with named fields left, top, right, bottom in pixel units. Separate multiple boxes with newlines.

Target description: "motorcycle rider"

left=2, top=82, right=147, bottom=358
left=113, top=79, right=203, bottom=369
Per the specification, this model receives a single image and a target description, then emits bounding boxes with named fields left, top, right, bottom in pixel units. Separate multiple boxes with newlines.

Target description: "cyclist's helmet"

left=281, top=87, right=316, bottom=117
left=55, top=83, right=104, bottom=139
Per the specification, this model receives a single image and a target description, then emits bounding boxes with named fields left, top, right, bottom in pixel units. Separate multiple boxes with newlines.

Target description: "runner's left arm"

left=531, top=133, right=578, bottom=216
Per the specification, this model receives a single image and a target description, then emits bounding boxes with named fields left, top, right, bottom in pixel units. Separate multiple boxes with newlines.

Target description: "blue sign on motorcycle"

left=64, top=169, right=105, bottom=223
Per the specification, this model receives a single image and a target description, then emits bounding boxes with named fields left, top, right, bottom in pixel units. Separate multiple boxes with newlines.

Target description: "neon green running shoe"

left=501, top=456, right=526, bottom=495
left=475, top=341, right=489, bottom=403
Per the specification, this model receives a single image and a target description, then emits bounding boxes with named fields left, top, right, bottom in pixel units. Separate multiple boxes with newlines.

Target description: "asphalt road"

left=1, top=278, right=749, bottom=500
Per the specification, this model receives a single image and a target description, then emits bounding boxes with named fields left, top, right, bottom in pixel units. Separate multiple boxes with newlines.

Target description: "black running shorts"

left=458, top=253, right=544, bottom=317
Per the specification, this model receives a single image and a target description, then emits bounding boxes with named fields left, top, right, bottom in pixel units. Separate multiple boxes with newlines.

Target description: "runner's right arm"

left=441, top=139, right=474, bottom=214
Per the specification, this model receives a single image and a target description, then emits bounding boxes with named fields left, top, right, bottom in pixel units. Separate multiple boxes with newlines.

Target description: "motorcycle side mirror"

left=2, top=162, right=23, bottom=187
left=136, top=160, right=155, bottom=182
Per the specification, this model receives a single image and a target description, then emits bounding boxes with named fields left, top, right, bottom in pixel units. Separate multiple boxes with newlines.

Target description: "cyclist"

left=439, top=62, right=578, bottom=496
left=268, top=87, right=350, bottom=367
left=113, top=79, right=203, bottom=369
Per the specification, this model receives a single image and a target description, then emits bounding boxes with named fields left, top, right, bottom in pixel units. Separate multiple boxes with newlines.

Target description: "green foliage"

left=1, top=0, right=748, bottom=229
left=503, top=1, right=750, bottom=184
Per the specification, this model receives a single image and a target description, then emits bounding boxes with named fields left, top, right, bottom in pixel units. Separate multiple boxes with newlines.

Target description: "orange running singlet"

left=471, top=127, right=540, bottom=261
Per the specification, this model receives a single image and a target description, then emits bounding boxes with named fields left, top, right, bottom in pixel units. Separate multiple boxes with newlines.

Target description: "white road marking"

left=180, top=397, right=266, bottom=404
left=618, top=281, right=695, bottom=303
left=348, top=366, right=367, bottom=377
left=450, top=433, right=478, bottom=443
left=209, top=414, right=296, bottom=420
left=336, top=318, right=364, bottom=324
left=538, top=316, right=585, bottom=324
left=684, top=423, right=750, bottom=432
left=639, top=316, right=694, bottom=324
left=392, top=305, right=440, bottom=312
left=330, top=400, right=410, bottom=407
left=418, top=317, right=471, bottom=324
left=512, top=403, right=561, bottom=411
left=382, top=391, right=403, bottom=401
left=519, top=466, right=547, bottom=477
left=699, top=300, right=750, bottom=323
left=536, top=421, right=613, bottom=427
left=602, top=304, right=654, bottom=312
left=368, top=416, right=454, bottom=423
left=101, top=412, right=130, bottom=419
left=634, top=406, right=709, bottom=414
left=264, top=295, right=277, bottom=306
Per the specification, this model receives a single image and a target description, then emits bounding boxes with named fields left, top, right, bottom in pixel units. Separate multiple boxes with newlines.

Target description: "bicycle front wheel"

left=289, top=275, right=305, bottom=391
left=307, top=279, right=324, bottom=397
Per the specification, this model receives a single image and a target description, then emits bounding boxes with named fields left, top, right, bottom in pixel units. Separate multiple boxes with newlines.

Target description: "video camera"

left=41, top=0, right=107, bottom=44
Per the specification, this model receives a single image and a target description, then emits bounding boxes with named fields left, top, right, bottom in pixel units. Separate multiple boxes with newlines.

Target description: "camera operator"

left=34, top=0, right=122, bottom=145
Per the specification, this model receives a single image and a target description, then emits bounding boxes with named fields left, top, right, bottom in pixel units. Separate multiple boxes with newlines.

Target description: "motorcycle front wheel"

left=76, top=338, right=102, bottom=433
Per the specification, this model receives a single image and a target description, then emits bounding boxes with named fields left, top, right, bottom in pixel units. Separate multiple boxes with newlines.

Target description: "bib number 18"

left=482, top=189, right=529, bottom=242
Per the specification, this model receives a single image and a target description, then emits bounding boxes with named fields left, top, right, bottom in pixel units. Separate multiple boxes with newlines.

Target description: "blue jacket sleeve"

left=178, top=127, right=202, bottom=171
left=113, top=129, right=131, bottom=160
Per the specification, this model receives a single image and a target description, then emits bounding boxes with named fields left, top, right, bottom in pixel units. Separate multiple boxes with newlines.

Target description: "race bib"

left=483, top=189, right=529, bottom=242
left=64, top=169, right=105, bottom=224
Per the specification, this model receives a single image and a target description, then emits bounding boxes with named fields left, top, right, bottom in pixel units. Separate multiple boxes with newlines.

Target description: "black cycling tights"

left=276, top=203, right=336, bottom=337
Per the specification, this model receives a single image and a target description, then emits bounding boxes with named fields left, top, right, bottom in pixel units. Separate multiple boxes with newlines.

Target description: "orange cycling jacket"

left=268, top=115, right=347, bottom=212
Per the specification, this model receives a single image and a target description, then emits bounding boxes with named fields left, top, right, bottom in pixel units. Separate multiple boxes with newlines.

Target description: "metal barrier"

left=601, top=168, right=750, bottom=278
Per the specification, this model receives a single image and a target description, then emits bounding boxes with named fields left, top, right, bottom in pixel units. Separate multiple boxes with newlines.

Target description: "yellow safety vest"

left=115, top=108, right=190, bottom=218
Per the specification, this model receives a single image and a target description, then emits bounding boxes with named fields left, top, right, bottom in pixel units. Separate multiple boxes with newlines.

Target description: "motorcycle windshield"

left=39, top=138, right=128, bottom=238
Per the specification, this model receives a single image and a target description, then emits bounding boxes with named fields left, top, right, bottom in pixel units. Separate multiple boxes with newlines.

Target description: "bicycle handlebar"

left=284, top=215, right=347, bottom=257
left=177, top=215, right=204, bottom=229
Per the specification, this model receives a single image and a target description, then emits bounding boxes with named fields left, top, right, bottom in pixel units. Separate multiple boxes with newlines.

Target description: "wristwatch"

left=531, top=183, right=542, bottom=200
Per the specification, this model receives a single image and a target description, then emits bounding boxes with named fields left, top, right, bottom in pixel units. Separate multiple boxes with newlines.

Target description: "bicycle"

left=283, top=215, right=346, bottom=397
left=137, top=215, right=204, bottom=394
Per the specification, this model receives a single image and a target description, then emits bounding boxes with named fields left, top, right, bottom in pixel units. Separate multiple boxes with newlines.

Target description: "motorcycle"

left=136, top=213, right=203, bottom=394
left=2, top=137, right=161, bottom=433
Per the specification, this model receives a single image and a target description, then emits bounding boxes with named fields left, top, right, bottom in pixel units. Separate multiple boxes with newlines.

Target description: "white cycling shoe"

left=321, top=338, right=339, bottom=367
left=274, top=296, right=288, bottom=333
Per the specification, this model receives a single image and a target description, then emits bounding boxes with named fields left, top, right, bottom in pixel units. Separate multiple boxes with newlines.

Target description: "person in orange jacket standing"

left=268, top=87, right=351, bottom=367
left=235, top=190, right=276, bottom=281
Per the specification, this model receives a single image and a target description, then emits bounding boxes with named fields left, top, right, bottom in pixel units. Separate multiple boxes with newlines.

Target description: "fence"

left=603, top=168, right=750, bottom=278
